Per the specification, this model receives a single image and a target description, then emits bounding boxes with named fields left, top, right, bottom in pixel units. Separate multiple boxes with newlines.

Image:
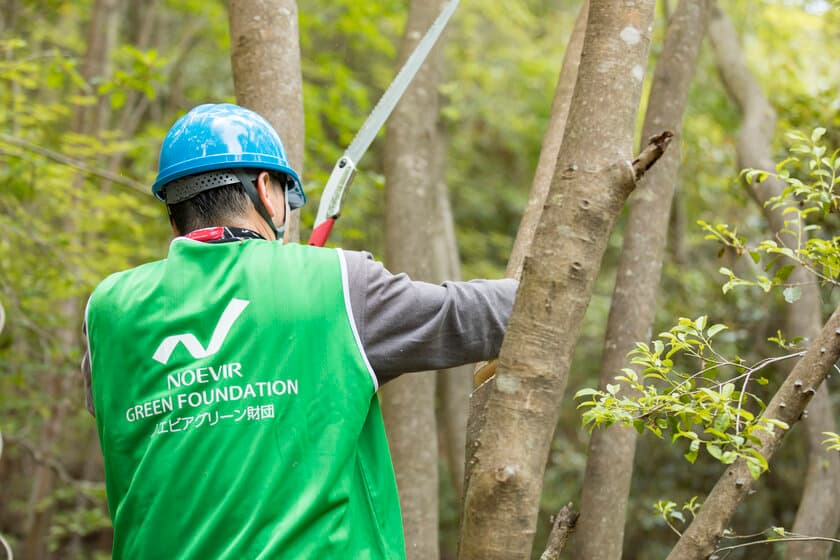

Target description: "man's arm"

left=82, top=327, right=95, bottom=416
left=341, top=250, right=517, bottom=385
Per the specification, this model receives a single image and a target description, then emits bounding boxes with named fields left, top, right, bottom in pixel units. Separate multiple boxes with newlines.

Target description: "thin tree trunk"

left=103, top=0, right=159, bottom=185
left=787, top=284, right=838, bottom=560
left=458, top=1, right=660, bottom=558
left=22, top=2, right=119, bottom=557
left=434, top=122, right=471, bottom=504
left=667, top=185, right=688, bottom=264
left=228, top=0, right=305, bottom=242
left=472, top=0, right=587, bottom=388
left=574, top=2, right=710, bottom=559
left=707, top=5, right=840, bottom=557
left=666, top=304, right=840, bottom=560
left=380, top=1, right=447, bottom=558
left=505, top=0, right=588, bottom=280
left=73, top=0, right=120, bottom=136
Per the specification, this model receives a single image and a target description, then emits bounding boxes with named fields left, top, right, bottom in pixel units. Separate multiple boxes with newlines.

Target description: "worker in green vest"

left=83, top=103, right=517, bottom=559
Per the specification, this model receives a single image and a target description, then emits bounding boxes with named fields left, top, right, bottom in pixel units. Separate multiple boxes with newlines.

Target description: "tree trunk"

left=380, top=1, right=447, bottom=558
left=472, top=0, right=587, bottom=388
left=707, top=5, right=840, bottom=557
left=74, top=0, right=120, bottom=136
left=666, top=304, right=840, bottom=560
left=22, top=2, right=119, bottom=557
left=433, top=122, right=471, bottom=504
left=458, top=1, right=659, bottom=558
left=787, top=296, right=838, bottom=560
left=505, top=0, right=588, bottom=280
left=574, top=2, right=710, bottom=559
left=228, top=0, right=305, bottom=242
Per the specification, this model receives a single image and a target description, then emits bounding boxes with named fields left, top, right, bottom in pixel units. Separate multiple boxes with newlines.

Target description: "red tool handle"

left=308, top=218, right=336, bottom=247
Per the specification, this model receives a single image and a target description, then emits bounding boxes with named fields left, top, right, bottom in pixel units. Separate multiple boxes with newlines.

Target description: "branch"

left=714, top=535, right=840, bottom=555
left=632, top=131, right=674, bottom=180
left=666, top=303, right=840, bottom=559
left=5, top=434, right=99, bottom=489
left=0, top=134, right=148, bottom=194
left=540, top=504, right=579, bottom=560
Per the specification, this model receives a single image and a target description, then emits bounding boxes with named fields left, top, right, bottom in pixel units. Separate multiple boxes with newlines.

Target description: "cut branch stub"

left=632, top=131, right=674, bottom=179
left=540, top=504, right=580, bottom=560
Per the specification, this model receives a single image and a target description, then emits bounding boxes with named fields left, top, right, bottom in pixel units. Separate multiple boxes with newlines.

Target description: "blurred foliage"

left=0, top=0, right=838, bottom=558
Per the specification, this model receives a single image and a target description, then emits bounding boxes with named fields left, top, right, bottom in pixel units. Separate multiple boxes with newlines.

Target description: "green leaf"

left=720, top=451, right=738, bottom=464
left=633, top=419, right=645, bottom=434
left=707, top=444, right=723, bottom=460
left=775, top=264, right=795, bottom=282
left=574, top=388, right=600, bottom=399
left=110, top=89, right=127, bottom=110
left=766, top=418, right=790, bottom=431
left=783, top=286, right=802, bottom=304
left=606, top=383, right=620, bottom=396
left=746, top=457, right=763, bottom=479
left=811, top=128, right=827, bottom=143
left=684, top=439, right=700, bottom=464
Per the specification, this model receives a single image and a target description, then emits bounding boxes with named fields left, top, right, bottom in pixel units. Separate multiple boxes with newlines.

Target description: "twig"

left=539, top=503, right=579, bottom=560
left=0, top=134, right=148, bottom=193
left=714, top=535, right=840, bottom=556
left=632, top=131, right=674, bottom=180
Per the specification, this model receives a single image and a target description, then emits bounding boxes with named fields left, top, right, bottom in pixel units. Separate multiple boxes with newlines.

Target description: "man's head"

left=152, top=104, right=306, bottom=240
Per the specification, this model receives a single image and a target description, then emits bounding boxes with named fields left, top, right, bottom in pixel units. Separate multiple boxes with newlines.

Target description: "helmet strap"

left=277, top=181, right=291, bottom=240
left=232, top=169, right=281, bottom=241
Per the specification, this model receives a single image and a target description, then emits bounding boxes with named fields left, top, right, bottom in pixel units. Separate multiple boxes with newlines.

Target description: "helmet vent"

left=163, top=170, right=253, bottom=204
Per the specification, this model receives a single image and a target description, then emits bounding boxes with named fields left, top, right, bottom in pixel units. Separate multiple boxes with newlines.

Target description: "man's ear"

left=256, top=171, right=278, bottom=218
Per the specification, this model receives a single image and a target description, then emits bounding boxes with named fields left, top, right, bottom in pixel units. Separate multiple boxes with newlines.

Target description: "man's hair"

left=168, top=182, right=251, bottom=235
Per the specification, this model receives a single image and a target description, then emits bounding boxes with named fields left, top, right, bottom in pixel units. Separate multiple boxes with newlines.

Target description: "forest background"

left=0, top=0, right=839, bottom=559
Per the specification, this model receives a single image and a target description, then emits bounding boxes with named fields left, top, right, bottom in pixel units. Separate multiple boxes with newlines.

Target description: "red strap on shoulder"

left=185, top=227, right=225, bottom=241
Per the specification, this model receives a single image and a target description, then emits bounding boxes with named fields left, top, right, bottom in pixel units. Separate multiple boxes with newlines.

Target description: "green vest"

left=87, top=238, right=405, bottom=559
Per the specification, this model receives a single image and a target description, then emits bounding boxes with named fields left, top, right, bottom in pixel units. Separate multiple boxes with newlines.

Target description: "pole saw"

left=308, top=0, right=460, bottom=247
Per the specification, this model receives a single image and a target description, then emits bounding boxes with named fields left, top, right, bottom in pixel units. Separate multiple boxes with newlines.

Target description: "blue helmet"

left=152, top=103, right=305, bottom=210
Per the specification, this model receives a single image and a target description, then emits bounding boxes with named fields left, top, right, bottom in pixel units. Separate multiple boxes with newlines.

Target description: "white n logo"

left=152, top=298, right=250, bottom=365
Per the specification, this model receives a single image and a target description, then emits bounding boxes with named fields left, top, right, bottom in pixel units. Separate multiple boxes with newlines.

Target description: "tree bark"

left=229, top=0, right=305, bottom=242
left=666, top=304, right=840, bottom=560
left=380, top=1, right=447, bottom=558
left=574, top=2, right=710, bottom=559
left=458, top=1, right=659, bottom=557
left=707, top=5, right=840, bottom=557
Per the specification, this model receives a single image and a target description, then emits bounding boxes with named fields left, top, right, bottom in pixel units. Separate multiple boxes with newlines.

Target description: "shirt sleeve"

left=82, top=321, right=95, bottom=417
left=340, top=249, right=518, bottom=385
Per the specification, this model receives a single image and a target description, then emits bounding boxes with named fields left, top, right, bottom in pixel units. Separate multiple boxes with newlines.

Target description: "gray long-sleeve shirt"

left=83, top=248, right=517, bottom=414
left=342, top=250, right=517, bottom=381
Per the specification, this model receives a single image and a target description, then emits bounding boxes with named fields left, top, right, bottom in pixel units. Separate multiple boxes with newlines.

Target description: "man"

left=84, top=103, right=516, bottom=559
